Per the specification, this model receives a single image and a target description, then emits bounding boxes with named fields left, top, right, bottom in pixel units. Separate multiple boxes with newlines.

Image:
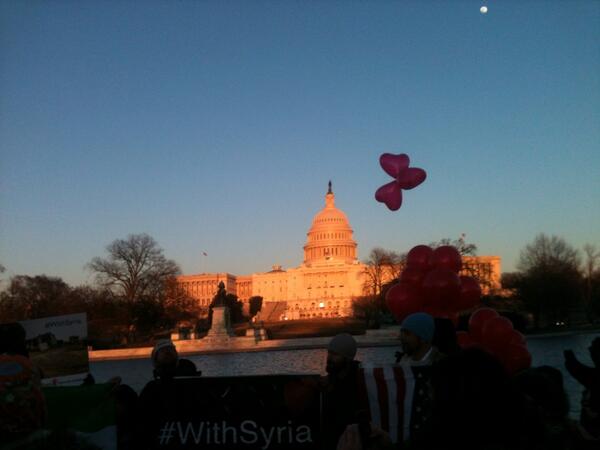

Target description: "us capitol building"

left=176, top=183, right=501, bottom=321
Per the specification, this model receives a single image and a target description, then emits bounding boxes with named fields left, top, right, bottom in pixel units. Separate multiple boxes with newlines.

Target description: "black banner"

left=136, top=375, right=322, bottom=450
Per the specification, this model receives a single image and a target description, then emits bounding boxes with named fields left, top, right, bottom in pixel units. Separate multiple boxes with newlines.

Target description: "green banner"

left=2, top=384, right=116, bottom=450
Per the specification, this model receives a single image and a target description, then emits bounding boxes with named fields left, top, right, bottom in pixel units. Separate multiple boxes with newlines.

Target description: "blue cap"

left=401, top=312, right=435, bottom=343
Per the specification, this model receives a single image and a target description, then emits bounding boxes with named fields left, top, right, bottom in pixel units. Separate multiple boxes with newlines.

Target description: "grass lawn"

left=30, top=345, right=89, bottom=378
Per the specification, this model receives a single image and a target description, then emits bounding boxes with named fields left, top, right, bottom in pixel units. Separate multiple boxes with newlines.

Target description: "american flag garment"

left=356, top=365, right=433, bottom=444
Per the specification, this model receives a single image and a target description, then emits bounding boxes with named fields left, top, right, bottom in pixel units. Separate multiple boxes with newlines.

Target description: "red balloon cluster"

left=456, top=308, right=532, bottom=375
left=385, top=245, right=482, bottom=322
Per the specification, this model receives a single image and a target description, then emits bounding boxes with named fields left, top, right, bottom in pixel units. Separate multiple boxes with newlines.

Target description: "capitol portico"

left=176, top=183, right=502, bottom=321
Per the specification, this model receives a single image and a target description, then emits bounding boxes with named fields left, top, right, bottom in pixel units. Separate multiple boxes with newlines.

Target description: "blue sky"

left=1, top=1, right=599, bottom=286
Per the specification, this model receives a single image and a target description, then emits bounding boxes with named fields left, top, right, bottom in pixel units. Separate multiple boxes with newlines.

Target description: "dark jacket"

left=322, top=360, right=362, bottom=450
left=565, top=353, right=600, bottom=438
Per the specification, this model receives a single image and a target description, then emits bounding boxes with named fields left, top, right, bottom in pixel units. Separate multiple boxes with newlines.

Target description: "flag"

left=357, top=365, right=431, bottom=444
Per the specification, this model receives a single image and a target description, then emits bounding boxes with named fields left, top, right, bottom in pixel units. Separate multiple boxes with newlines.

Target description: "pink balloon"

left=418, top=305, right=442, bottom=319
left=386, top=282, right=423, bottom=322
left=375, top=153, right=427, bottom=212
left=468, top=308, right=499, bottom=342
left=508, top=330, right=526, bottom=346
left=379, top=153, right=410, bottom=178
left=400, top=266, right=426, bottom=287
left=501, top=344, right=532, bottom=376
left=406, top=245, right=434, bottom=272
left=457, top=276, right=482, bottom=310
left=375, top=181, right=403, bottom=211
left=432, top=245, right=462, bottom=273
left=456, top=331, right=473, bottom=348
left=397, top=167, right=427, bottom=190
left=481, top=316, right=514, bottom=354
left=422, top=268, right=461, bottom=310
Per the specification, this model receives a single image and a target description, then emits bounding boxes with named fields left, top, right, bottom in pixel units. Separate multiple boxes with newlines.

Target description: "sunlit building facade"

left=176, top=183, right=502, bottom=320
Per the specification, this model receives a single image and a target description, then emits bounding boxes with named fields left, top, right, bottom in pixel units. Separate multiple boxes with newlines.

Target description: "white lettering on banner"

left=45, top=319, right=82, bottom=328
left=159, top=420, right=313, bottom=448
left=296, top=425, right=312, bottom=444
left=177, top=421, right=204, bottom=444
left=259, top=425, right=275, bottom=450
left=240, top=420, right=258, bottom=444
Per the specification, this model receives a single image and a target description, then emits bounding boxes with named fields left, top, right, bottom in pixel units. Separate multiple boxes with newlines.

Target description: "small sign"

left=19, top=312, right=89, bottom=380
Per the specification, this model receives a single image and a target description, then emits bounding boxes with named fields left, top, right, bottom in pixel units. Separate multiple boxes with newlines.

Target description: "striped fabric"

left=356, top=365, right=418, bottom=444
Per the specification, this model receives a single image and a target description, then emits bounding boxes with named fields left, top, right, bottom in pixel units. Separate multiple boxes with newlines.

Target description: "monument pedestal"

left=203, top=306, right=235, bottom=345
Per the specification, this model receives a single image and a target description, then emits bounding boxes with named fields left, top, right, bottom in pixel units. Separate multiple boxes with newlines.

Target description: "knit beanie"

left=327, top=333, right=357, bottom=360
left=401, top=313, right=435, bottom=343
left=151, top=339, right=177, bottom=367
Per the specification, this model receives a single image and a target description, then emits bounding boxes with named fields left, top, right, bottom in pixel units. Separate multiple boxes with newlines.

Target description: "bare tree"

left=514, top=234, right=582, bottom=328
left=583, top=244, right=600, bottom=320
left=363, top=247, right=404, bottom=298
left=518, top=234, right=580, bottom=273
left=583, top=244, right=600, bottom=278
left=88, top=234, right=180, bottom=304
left=430, top=233, right=477, bottom=256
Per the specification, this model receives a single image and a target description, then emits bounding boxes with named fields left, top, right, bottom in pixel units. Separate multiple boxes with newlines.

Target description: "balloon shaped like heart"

left=375, top=153, right=427, bottom=211
left=380, top=153, right=409, bottom=177
left=375, top=181, right=403, bottom=211
left=386, top=282, right=422, bottom=322
left=501, top=344, right=532, bottom=376
left=457, top=275, right=482, bottom=310
left=481, top=316, right=514, bottom=354
left=468, top=307, right=499, bottom=342
left=432, top=245, right=462, bottom=273
left=406, top=245, right=434, bottom=272
left=422, top=268, right=461, bottom=310
left=400, top=266, right=427, bottom=287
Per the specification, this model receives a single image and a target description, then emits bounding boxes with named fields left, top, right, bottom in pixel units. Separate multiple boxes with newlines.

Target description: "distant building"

left=176, top=183, right=502, bottom=321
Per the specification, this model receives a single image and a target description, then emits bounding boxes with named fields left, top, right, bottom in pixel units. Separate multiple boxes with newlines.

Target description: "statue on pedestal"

left=205, top=281, right=235, bottom=341
left=212, top=281, right=227, bottom=307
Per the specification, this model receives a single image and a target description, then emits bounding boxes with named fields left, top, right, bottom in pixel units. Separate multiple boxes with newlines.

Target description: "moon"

left=480, top=6, right=488, bottom=14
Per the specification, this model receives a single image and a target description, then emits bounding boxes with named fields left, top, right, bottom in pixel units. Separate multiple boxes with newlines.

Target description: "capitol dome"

left=303, top=182, right=358, bottom=265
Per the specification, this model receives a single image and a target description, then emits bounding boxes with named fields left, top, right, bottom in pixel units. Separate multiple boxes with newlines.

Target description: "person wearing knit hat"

left=150, top=339, right=200, bottom=380
left=323, top=333, right=362, bottom=450
left=397, top=312, right=442, bottom=446
left=328, top=333, right=357, bottom=360
left=399, top=312, right=436, bottom=363
left=151, top=339, right=179, bottom=380
left=326, top=333, right=358, bottom=378
left=151, top=340, right=176, bottom=365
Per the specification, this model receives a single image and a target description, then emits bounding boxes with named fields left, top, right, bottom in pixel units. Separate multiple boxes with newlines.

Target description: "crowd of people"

left=325, top=314, right=599, bottom=450
left=1, top=315, right=599, bottom=449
